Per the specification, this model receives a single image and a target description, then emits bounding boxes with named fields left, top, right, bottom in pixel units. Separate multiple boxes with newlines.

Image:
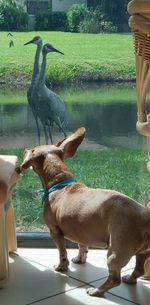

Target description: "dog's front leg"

left=50, top=227, right=69, bottom=272
left=72, top=244, right=88, bottom=264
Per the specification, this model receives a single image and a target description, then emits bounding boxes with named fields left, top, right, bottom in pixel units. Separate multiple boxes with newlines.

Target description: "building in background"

left=16, top=0, right=100, bottom=29
left=52, top=0, right=86, bottom=12
left=16, top=0, right=99, bottom=13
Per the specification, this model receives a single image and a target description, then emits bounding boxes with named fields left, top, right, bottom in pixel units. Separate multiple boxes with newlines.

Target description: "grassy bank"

left=0, top=32, right=135, bottom=86
left=1, top=148, right=149, bottom=230
left=0, top=83, right=137, bottom=105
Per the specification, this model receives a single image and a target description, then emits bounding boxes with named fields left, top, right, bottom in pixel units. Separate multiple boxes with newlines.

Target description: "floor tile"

left=18, top=249, right=135, bottom=283
left=18, top=248, right=108, bottom=283
left=0, top=249, right=139, bottom=305
left=0, top=254, right=83, bottom=305
left=92, top=274, right=150, bottom=305
left=33, top=285, right=134, bottom=305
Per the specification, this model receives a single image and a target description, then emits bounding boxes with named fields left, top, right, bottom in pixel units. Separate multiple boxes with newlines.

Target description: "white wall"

left=52, top=0, right=87, bottom=12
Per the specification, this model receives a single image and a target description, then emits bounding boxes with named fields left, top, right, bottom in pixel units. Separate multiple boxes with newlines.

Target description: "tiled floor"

left=0, top=248, right=150, bottom=305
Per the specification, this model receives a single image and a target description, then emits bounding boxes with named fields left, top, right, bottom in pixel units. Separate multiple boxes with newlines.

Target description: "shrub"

left=78, top=18, right=100, bottom=33
left=51, top=12, right=67, bottom=31
left=67, top=4, right=117, bottom=33
left=35, top=10, right=51, bottom=30
left=35, top=11, right=67, bottom=31
left=101, top=21, right=118, bottom=33
left=67, top=4, right=88, bottom=32
left=78, top=6, right=102, bottom=33
left=78, top=6, right=117, bottom=34
left=35, top=11, right=49, bottom=30
left=0, top=0, right=28, bottom=31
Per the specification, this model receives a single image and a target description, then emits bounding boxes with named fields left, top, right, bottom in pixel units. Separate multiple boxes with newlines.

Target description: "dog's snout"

left=23, top=148, right=35, bottom=159
left=15, top=166, right=22, bottom=174
left=23, top=149, right=29, bottom=157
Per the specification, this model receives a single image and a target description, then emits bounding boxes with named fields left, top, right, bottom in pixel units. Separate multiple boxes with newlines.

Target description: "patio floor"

left=0, top=248, right=150, bottom=305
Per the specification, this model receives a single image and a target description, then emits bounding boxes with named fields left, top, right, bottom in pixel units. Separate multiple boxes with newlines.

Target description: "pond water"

left=0, top=83, right=145, bottom=150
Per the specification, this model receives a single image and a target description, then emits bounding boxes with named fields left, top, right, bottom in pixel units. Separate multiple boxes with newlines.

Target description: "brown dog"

left=19, top=127, right=150, bottom=297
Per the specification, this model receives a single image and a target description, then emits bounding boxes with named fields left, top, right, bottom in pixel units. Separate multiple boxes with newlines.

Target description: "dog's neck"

left=34, top=155, right=73, bottom=189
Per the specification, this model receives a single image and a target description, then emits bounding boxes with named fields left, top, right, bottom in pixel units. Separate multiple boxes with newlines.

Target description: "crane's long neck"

left=31, top=43, right=42, bottom=86
left=37, top=51, right=47, bottom=87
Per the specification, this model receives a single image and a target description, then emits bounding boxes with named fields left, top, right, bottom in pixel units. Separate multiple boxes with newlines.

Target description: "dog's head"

left=20, top=127, right=86, bottom=171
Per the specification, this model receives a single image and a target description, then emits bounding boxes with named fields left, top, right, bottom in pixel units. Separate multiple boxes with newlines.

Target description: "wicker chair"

left=128, top=0, right=150, bottom=170
left=128, top=0, right=150, bottom=279
left=0, top=156, right=20, bottom=287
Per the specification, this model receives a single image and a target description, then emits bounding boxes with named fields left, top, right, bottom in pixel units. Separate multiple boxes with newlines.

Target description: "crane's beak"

left=52, top=47, right=64, bottom=55
left=24, top=39, right=34, bottom=46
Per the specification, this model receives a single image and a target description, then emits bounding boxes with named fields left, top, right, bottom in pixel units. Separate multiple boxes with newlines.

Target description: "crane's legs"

left=31, top=108, right=41, bottom=145
left=35, top=119, right=40, bottom=145
left=32, top=115, right=67, bottom=145
left=27, top=105, right=32, bottom=127
left=43, top=125, right=49, bottom=144
left=55, top=116, right=67, bottom=138
left=48, top=124, right=53, bottom=144
left=35, top=117, right=41, bottom=145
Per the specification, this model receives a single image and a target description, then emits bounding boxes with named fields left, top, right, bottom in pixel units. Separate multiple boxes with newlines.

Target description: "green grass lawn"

left=0, top=31, right=135, bottom=85
left=1, top=147, right=149, bottom=230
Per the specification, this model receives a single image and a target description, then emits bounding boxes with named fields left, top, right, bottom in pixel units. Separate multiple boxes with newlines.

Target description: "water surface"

left=0, top=83, right=144, bottom=149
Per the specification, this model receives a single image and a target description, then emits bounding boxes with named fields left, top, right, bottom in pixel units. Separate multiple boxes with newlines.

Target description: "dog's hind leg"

left=122, top=252, right=150, bottom=284
left=50, top=227, right=69, bottom=272
left=87, top=245, right=132, bottom=297
left=72, top=244, right=88, bottom=264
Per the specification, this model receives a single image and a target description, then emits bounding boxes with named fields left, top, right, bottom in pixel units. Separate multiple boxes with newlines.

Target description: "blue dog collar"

left=38, top=178, right=76, bottom=204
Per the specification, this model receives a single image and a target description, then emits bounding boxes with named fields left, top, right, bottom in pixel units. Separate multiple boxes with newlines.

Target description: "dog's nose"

left=15, top=166, right=22, bottom=174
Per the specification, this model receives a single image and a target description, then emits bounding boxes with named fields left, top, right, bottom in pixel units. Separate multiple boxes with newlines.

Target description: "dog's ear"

left=21, top=148, right=45, bottom=170
left=56, top=127, right=86, bottom=159
left=21, top=149, right=35, bottom=169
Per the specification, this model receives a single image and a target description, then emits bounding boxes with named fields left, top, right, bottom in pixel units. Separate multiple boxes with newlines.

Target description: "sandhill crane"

left=24, top=36, right=42, bottom=143
left=31, top=43, right=68, bottom=144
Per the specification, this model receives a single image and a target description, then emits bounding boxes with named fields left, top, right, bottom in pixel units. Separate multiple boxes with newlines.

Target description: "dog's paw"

left=54, top=259, right=69, bottom=272
left=87, top=287, right=104, bottom=297
left=54, top=264, right=68, bottom=272
left=122, top=274, right=137, bottom=284
left=72, top=255, right=87, bottom=264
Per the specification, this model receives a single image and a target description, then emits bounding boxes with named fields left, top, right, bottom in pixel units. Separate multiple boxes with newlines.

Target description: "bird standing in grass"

left=31, top=43, right=68, bottom=144
left=24, top=38, right=68, bottom=144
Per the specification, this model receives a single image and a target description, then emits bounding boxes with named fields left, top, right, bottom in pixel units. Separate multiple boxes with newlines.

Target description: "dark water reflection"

left=0, top=84, right=144, bottom=149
